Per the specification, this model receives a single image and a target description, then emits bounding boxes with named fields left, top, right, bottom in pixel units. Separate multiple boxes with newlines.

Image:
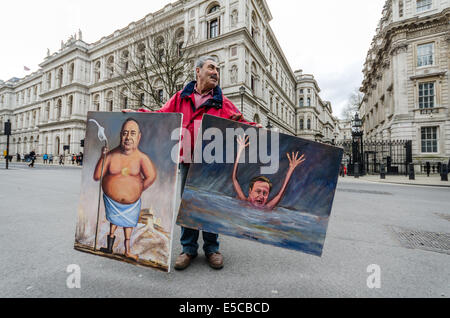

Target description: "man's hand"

left=237, top=135, right=250, bottom=154
left=101, top=146, right=110, bottom=156
left=287, top=152, right=306, bottom=171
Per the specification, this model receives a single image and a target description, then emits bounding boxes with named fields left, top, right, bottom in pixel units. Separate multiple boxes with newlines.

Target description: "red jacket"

left=138, top=81, right=255, bottom=162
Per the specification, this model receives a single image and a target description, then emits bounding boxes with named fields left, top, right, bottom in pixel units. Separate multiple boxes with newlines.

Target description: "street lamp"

left=239, top=86, right=246, bottom=113
left=266, top=120, right=273, bottom=130
left=351, top=113, right=364, bottom=178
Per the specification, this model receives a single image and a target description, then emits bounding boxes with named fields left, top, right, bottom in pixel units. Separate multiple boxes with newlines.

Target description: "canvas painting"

left=74, top=112, right=182, bottom=272
left=176, top=115, right=343, bottom=256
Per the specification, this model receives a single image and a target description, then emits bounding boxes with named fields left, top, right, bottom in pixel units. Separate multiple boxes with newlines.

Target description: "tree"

left=341, top=88, right=363, bottom=120
left=113, top=23, right=197, bottom=110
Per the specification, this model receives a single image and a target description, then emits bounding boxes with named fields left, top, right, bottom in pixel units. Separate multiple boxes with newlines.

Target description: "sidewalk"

left=340, top=174, right=450, bottom=187
left=0, top=159, right=83, bottom=168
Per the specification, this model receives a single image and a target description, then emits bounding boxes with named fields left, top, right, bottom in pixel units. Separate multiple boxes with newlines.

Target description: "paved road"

left=1, top=164, right=449, bottom=297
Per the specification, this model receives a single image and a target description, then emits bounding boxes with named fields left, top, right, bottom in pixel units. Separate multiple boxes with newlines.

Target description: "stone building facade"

left=0, top=0, right=337, bottom=157
left=295, top=71, right=339, bottom=144
left=359, top=0, right=449, bottom=168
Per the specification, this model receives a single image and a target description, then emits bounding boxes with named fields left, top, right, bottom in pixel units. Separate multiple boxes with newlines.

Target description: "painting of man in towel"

left=93, top=118, right=157, bottom=261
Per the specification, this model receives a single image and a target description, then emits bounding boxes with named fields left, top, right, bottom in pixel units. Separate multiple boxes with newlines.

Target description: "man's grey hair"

left=195, top=55, right=218, bottom=70
left=194, top=55, right=218, bottom=80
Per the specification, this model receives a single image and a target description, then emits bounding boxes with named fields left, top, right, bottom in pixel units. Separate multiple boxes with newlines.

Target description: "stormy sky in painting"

left=186, top=115, right=343, bottom=218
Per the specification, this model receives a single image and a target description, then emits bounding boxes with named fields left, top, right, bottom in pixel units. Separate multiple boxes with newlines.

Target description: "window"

left=107, top=56, right=114, bottom=79
left=299, top=119, right=304, bottom=130
left=208, top=18, right=219, bottom=39
left=57, top=68, right=63, bottom=88
left=307, top=119, right=311, bottom=130
left=158, top=90, right=164, bottom=104
left=94, top=61, right=101, bottom=83
left=416, top=0, right=432, bottom=12
left=69, top=63, right=74, bottom=82
left=421, top=127, right=437, bottom=153
left=300, top=89, right=304, bottom=94
left=68, top=95, right=73, bottom=116
left=307, top=97, right=311, bottom=106
left=417, top=43, right=434, bottom=67
left=418, top=82, right=434, bottom=109
left=299, top=98, right=304, bottom=107
left=121, top=51, right=129, bottom=73
left=140, top=93, right=145, bottom=106
left=399, top=0, right=404, bottom=17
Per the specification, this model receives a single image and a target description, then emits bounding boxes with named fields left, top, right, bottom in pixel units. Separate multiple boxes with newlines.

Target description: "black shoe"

left=99, top=235, right=115, bottom=254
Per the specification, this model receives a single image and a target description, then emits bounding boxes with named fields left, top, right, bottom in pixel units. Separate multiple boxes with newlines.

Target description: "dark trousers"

left=177, top=163, right=219, bottom=255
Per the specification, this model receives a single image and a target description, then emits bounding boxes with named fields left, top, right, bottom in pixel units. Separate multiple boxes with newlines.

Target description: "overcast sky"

left=0, top=0, right=385, bottom=118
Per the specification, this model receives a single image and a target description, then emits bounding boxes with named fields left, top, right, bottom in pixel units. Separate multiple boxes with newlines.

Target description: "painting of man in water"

left=177, top=115, right=343, bottom=256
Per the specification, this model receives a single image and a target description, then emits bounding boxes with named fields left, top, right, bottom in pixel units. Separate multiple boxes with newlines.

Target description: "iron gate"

left=336, top=140, right=412, bottom=176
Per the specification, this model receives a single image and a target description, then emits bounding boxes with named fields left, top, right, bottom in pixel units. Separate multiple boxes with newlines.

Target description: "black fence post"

left=409, top=163, right=415, bottom=180
left=380, top=163, right=386, bottom=179
left=441, top=164, right=448, bottom=182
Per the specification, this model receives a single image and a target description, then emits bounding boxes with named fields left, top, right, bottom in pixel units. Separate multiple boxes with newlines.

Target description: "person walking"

left=426, top=161, right=431, bottom=177
left=59, top=154, right=64, bottom=165
left=28, top=150, right=36, bottom=168
left=43, top=153, right=48, bottom=164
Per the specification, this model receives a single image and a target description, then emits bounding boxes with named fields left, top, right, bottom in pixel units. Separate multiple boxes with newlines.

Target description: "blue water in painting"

left=177, top=187, right=328, bottom=256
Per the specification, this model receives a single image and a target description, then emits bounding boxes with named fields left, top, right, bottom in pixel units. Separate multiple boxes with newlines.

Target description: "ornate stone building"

left=295, top=71, right=340, bottom=144
left=359, top=0, right=449, bottom=167
left=0, top=0, right=337, bottom=157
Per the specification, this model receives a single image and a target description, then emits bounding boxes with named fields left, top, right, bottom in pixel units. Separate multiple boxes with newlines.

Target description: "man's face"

left=120, top=121, right=141, bottom=152
left=248, top=181, right=271, bottom=208
left=196, top=60, right=220, bottom=90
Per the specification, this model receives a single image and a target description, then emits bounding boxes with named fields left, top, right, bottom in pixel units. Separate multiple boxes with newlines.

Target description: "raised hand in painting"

left=232, top=134, right=307, bottom=210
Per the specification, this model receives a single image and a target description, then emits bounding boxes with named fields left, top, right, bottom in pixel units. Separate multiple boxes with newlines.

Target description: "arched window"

left=68, top=95, right=73, bottom=116
left=46, top=102, right=50, bottom=121
left=69, top=63, right=74, bottom=82
left=307, top=118, right=311, bottom=130
left=251, top=63, right=257, bottom=93
left=107, top=56, right=114, bottom=79
left=94, top=61, right=101, bottom=83
left=251, top=12, right=258, bottom=40
left=106, top=91, right=114, bottom=112
left=155, top=37, right=164, bottom=62
left=253, top=113, right=261, bottom=124
left=56, top=99, right=62, bottom=120
left=307, top=97, right=311, bottom=106
left=137, top=43, right=146, bottom=67
left=93, top=94, right=100, bottom=111
left=121, top=50, right=129, bottom=73
left=57, top=68, right=63, bottom=88
left=300, top=119, right=304, bottom=130
left=299, top=98, right=304, bottom=107
left=176, top=29, right=184, bottom=57
left=47, top=73, right=52, bottom=90
left=121, top=88, right=128, bottom=109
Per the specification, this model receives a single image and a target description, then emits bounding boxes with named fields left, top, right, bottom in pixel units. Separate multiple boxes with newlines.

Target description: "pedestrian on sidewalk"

left=43, top=153, right=48, bottom=164
left=49, top=154, right=53, bottom=164
left=28, top=150, right=36, bottom=168
left=59, top=154, right=64, bottom=165
left=71, top=154, right=76, bottom=165
left=426, top=162, right=430, bottom=177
